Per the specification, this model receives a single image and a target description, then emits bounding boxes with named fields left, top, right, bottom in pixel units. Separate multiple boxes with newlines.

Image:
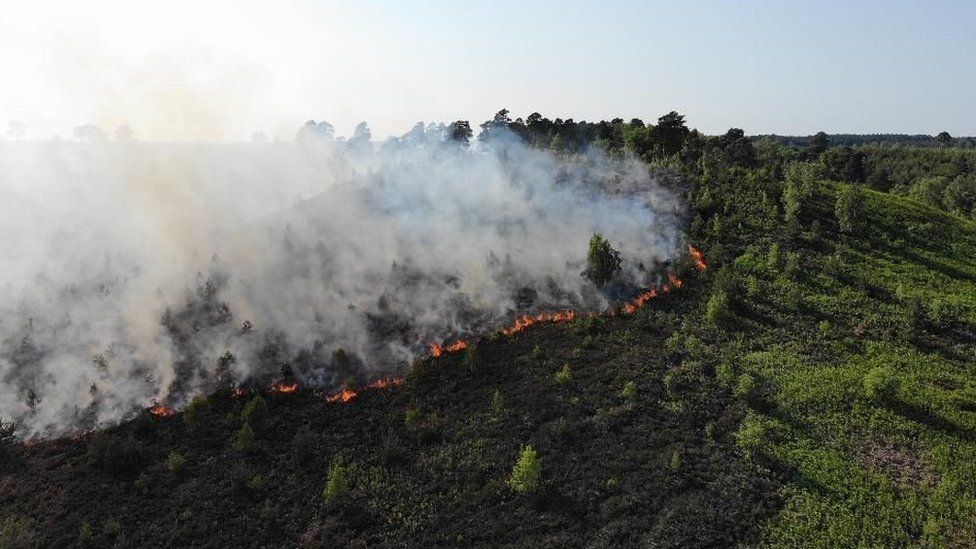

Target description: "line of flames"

left=148, top=245, right=707, bottom=415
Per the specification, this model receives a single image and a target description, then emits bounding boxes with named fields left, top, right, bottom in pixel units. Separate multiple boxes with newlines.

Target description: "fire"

left=232, top=387, right=247, bottom=399
left=502, top=310, right=578, bottom=336
left=689, top=244, right=708, bottom=272
left=429, top=339, right=469, bottom=357
left=270, top=382, right=299, bottom=394
left=367, top=375, right=405, bottom=389
left=325, top=387, right=358, bottom=404
left=149, top=405, right=174, bottom=418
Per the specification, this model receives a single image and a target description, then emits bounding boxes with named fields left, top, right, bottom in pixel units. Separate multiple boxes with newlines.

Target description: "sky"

left=1, top=0, right=974, bottom=141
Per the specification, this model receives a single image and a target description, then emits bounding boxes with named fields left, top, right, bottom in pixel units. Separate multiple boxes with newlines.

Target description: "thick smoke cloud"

left=0, top=124, right=682, bottom=437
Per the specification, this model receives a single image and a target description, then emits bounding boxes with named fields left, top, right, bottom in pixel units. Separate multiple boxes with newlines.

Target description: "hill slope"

left=3, top=176, right=976, bottom=548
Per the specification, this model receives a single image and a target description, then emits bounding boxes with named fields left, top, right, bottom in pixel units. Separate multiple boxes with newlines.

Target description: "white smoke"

left=0, top=124, right=683, bottom=437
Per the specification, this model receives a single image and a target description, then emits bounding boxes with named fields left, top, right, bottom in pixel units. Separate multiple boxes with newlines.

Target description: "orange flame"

left=366, top=375, right=405, bottom=389
left=270, top=382, right=299, bottom=394
left=149, top=405, right=174, bottom=418
left=232, top=387, right=247, bottom=399
left=502, top=310, right=578, bottom=336
left=325, top=387, right=358, bottom=404
left=429, top=339, right=469, bottom=357
left=689, top=244, right=707, bottom=272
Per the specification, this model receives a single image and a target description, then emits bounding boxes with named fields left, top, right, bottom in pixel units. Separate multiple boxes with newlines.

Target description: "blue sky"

left=2, top=0, right=973, bottom=140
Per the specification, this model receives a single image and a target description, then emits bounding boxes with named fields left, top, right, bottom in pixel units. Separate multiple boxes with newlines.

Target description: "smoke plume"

left=0, top=124, right=683, bottom=437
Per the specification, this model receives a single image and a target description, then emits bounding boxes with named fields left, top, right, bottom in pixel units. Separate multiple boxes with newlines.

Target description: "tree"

left=835, top=185, right=863, bottom=233
left=582, top=233, right=622, bottom=286
left=73, top=124, right=105, bottom=142
left=656, top=111, right=690, bottom=156
left=806, top=131, right=830, bottom=159
left=242, top=396, right=267, bottom=431
left=235, top=423, right=256, bottom=453
left=508, top=445, right=541, bottom=494
left=447, top=120, right=472, bottom=147
left=936, top=131, right=952, bottom=148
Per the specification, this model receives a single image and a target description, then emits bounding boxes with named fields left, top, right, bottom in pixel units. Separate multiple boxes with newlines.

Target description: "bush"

left=835, top=185, right=863, bottom=233
left=236, top=424, right=256, bottom=453
left=670, top=449, right=682, bottom=472
left=183, top=395, right=209, bottom=426
left=863, top=366, right=900, bottom=402
left=166, top=451, right=186, bottom=473
left=491, top=389, right=504, bottom=414
left=134, top=473, right=151, bottom=495
left=0, top=516, right=34, bottom=549
left=582, top=233, right=622, bottom=286
left=554, top=364, right=572, bottom=385
left=705, top=288, right=733, bottom=328
left=716, top=362, right=736, bottom=387
left=733, top=373, right=757, bottom=401
left=323, top=458, right=349, bottom=505
left=242, top=396, right=268, bottom=431
left=508, top=445, right=542, bottom=494
left=77, top=522, right=95, bottom=548
left=620, top=381, right=637, bottom=398
left=736, top=412, right=767, bottom=459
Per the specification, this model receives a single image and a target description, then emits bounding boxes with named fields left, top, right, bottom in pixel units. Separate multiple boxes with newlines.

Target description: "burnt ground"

left=0, top=285, right=780, bottom=548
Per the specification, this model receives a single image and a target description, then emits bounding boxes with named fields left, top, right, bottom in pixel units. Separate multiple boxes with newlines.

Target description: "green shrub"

left=0, top=516, right=34, bottom=549
left=736, top=412, right=767, bottom=459
left=670, top=449, right=682, bottom=472
left=101, top=518, right=121, bottom=540
left=183, top=394, right=209, bottom=426
left=236, top=424, right=256, bottom=453
left=716, top=362, right=736, bottom=387
left=134, top=473, right=151, bottom=495
left=554, top=364, right=572, bottom=385
left=462, top=344, right=479, bottom=371
left=620, top=381, right=637, bottom=398
left=582, top=233, right=622, bottom=286
left=324, top=458, right=349, bottom=505
left=166, top=451, right=185, bottom=473
left=705, top=288, right=733, bottom=328
left=242, top=396, right=268, bottom=430
left=77, top=522, right=95, bottom=548
left=863, top=366, right=900, bottom=402
left=836, top=185, right=863, bottom=233
left=404, top=408, right=423, bottom=427
left=530, top=345, right=545, bottom=362
left=508, top=445, right=542, bottom=494
left=247, top=473, right=266, bottom=492
left=491, top=389, right=504, bottom=414
left=733, top=373, right=756, bottom=401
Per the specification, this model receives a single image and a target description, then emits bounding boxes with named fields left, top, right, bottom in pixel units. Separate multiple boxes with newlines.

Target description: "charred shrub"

left=292, top=427, right=317, bottom=467
left=242, top=396, right=268, bottom=431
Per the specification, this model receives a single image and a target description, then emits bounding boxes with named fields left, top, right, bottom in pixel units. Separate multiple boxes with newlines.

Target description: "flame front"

left=429, top=339, right=469, bottom=357
left=689, top=244, right=707, bottom=271
left=149, top=405, right=174, bottom=418
left=270, top=382, right=299, bottom=394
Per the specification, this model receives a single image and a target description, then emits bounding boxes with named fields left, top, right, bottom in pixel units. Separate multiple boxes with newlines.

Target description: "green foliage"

left=733, top=373, right=756, bottom=401
left=736, top=412, right=767, bottom=459
left=669, top=449, right=682, bottom=472
left=242, top=396, right=268, bottom=431
left=554, top=364, right=572, bottom=385
left=716, top=362, right=736, bottom=387
left=705, top=288, right=732, bottom=328
left=134, top=472, right=151, bottom=495
left=491, top=389, right=504, bottom=414
left=582, top=233, right=622, bottom=286
left=77, top=522, right=94, bottom=548
left=166, top=451, right=186, bottom=473
left=620, top=381, right=637, bottom=398
left=508, top=445, right=542, bottom=494
left=404, top=408, right=423, bottom=427
left=183, top=394, right=209, bottom=425
left=324, top=457, right=349, bottom=505
left=863, top=366, right=899, bottom=402
left=835, top=184, right=863, bottom=233
left=0, top=516, right=34, bottom=549
left=235, top=423, right=256, bottom=453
